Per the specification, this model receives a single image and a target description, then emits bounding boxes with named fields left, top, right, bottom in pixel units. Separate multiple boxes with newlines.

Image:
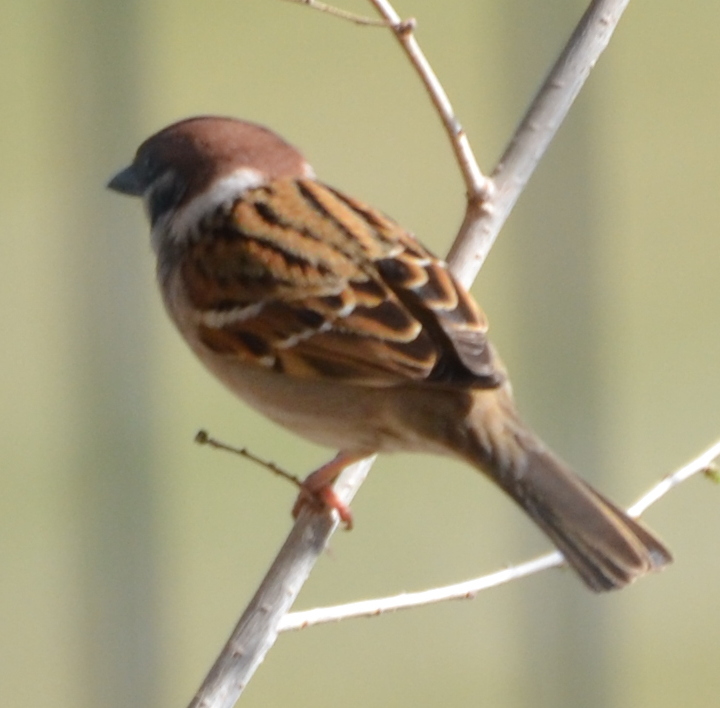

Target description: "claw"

left=291, top=451, right=366, bottom=529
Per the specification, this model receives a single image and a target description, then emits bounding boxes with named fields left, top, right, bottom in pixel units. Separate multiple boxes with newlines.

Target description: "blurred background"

left=2, top=1, right=719, bottom=707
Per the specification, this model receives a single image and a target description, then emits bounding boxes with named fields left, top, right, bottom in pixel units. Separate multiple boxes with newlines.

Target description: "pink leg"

left=292, top=451, right=367, bottom=529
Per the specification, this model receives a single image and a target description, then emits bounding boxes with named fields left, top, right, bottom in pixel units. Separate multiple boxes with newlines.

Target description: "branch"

left=282, top=0, right=391, bottom=26
left=448, top=0, right=632, bottom=287
left=187, top=1, right=640, bottom=705
left=280, top=439, right=720, bottom=631
left=186, top=456, right=375, bottom=708
left=366, top=0, right=492, bottom=204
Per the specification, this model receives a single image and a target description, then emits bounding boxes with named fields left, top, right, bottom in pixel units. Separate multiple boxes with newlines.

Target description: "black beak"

left=107, top=164, right=146, bottom=196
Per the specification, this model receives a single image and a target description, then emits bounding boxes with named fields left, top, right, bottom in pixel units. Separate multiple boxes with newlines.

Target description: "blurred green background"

left=2, top=1, right=719, bottom=707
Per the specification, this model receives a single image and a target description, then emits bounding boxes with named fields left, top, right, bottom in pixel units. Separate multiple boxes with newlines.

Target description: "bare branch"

left=282, top=0, right=391, bottom=26
left=186, top=457, right=375, bottom=708
left=367, top=0, right=492, bottom=204
left=282, top=554, right=565, bottom=631
left=448, top=0, right=632, bottom=288
left=627, top=439, right=720, bottom=517
left=280, top=438, right=720, bottom=631
left=195, top=429, right=305, bottom=488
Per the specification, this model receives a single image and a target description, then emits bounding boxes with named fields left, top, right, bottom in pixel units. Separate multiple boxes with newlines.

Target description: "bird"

left=108, top=115, right=672, bottom=591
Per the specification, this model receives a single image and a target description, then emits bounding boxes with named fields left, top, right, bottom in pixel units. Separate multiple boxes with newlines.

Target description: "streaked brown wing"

left=181, top=177, right=503, bottom=388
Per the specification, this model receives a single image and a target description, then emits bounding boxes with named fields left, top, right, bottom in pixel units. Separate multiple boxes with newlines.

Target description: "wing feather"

left=182, top=178, right=503, bottom=388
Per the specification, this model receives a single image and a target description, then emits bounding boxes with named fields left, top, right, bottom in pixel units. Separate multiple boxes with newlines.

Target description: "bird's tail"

left=464, top=388, right=672, bottom=591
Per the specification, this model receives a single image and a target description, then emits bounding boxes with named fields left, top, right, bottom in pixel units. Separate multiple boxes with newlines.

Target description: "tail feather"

left=465, top=390, right=672, bottom=592
left=514, top=449, right=671, bottom=591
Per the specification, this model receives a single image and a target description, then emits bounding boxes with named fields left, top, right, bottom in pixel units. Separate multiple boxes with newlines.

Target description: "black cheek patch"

left=148, top=173, right=187, bottom=227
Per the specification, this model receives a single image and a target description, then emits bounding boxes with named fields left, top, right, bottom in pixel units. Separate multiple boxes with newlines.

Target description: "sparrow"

left=108, top=116, right=672, bottom=591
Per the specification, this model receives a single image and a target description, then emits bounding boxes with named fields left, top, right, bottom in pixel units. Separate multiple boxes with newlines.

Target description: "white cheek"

left=150, top=167, right=267, bottom=251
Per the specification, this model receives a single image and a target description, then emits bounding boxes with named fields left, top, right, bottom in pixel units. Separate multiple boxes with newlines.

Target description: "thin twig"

left=282, top=554, right=564, bottom=630
left=368, top=0, right=492, bottom=205
left=627, top=439, right=720, bottom=517
left=280, top=439, right=720, bottom=631
left=195, top=429, right=304, bottom=488
left=282, top=0, right=391, bottom=26
left=288, top=0, right=493, bottom=208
